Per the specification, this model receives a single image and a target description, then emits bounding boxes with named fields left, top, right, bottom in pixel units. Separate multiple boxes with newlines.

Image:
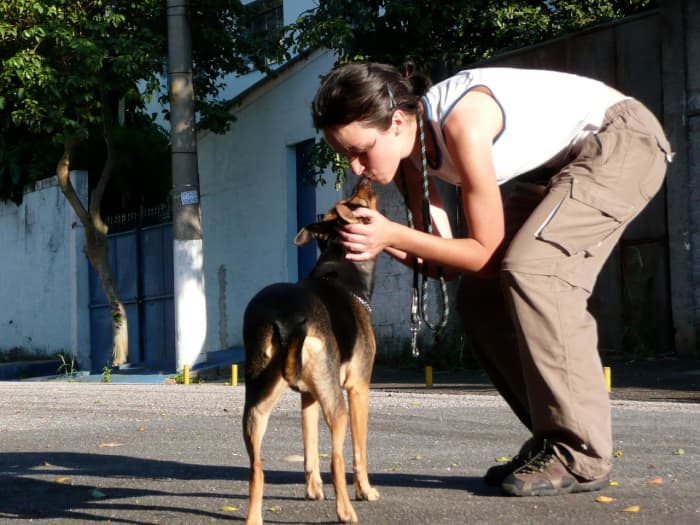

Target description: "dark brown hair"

left=311, top=62, right=431, bottom=131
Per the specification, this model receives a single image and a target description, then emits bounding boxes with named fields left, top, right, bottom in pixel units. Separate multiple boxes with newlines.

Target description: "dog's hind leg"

left=243, top=377, right=287, bottom=525
left=347, top=382, right=380, bottom=501
left=320, top=390, right=358, bottom=524
left=301, top=391, right=325, bottom=500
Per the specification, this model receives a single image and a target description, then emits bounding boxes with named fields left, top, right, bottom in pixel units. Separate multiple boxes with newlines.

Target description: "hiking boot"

left=484, top=454, right=532, bottom=486
left=484, top=438, right=541, bottom=487
left=501, top=444, right=609, bottom=497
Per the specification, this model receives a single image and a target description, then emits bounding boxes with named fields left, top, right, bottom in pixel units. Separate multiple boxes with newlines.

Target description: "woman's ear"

left=392, top=109, right=410, bottom=135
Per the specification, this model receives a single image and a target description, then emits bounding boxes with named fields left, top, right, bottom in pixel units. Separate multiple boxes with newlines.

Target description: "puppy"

left=242, top=177, right=380, bottom=525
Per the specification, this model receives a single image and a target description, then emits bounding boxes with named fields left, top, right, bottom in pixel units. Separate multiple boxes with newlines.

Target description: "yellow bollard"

left=231, top=364, right=238, bottom=386
left=425, top=366, right=433, bottom=388
left=183, top=364, right=190, bottom=385
left=604, top=366, right=611, bottom=393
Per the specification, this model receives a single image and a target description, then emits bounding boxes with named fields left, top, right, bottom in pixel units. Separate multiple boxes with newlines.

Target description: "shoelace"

left=517, top=448, right=557, bottom=474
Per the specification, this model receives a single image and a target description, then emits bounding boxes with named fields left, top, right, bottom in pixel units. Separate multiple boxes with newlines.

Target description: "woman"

left=311, top=62, right=672, bottom=496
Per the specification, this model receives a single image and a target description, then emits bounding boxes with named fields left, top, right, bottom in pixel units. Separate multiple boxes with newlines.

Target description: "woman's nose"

left=349, top=157, right=365, bottom=175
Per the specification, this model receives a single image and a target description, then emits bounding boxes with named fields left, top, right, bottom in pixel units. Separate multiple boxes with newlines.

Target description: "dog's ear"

left=293, top=220, right=335, bottom=246
left=334, top=202, right=360, bottom=224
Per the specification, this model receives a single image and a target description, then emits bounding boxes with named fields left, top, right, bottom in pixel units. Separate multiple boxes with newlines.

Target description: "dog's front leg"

left=301, top=391, right=324, bottom=500
left=347, top=383, right=380, bottom=501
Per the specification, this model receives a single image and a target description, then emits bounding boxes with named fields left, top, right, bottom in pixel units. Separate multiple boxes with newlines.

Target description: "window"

left=250, top=0, right=283, bottom=34
left=247, top=0, right=284, bottom=67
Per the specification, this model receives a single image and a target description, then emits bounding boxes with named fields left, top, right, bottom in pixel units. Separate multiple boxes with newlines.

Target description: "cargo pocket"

left=535, top=178, right=636, bottom=257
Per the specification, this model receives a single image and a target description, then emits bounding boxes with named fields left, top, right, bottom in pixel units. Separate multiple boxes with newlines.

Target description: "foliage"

left=71, top=115, right=172, bottom=217
left=289, top=0, right=656, bottom=73
left=56, top=352, right=78, bottom=380
left=0, top=0, right=287, bottom=203
left=101, top=363, right=112, bottom=383
left=306, top=140, right=349, bottom=189
left=288, top=0, right=655, bottom=182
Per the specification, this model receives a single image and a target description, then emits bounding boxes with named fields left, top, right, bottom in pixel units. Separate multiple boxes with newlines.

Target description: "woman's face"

left=324, top=119, right=407, bottom=185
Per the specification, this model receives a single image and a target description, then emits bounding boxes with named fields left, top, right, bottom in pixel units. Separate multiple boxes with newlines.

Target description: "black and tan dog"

left=242, top=178, right=380, bottom=525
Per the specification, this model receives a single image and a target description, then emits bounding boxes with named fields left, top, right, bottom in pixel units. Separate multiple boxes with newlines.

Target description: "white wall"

left=197, top=50, right=338, bottom=352
left=0, top=172, right=90, bottom=366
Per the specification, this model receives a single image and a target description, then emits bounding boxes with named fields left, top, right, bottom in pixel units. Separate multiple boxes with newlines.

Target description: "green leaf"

left=90, top=489, right=107, bottom=499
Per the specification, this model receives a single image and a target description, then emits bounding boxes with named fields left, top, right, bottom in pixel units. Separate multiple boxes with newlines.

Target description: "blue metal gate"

left=89, top=222, right=174, bottom=373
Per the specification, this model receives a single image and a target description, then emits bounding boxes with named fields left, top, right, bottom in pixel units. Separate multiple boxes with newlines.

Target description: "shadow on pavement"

left=0, top=451, right=496, bottom=522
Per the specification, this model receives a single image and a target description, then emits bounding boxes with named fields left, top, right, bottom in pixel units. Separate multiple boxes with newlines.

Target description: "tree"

left=287, top=0, right=656, bottom=182
left=0, top=0, right=285, bottom=366
left=291, top=0, right=655, bottom=73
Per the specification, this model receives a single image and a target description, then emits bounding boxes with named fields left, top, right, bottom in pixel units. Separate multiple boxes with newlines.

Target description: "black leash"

left=400, top=107, right=450, bottom=359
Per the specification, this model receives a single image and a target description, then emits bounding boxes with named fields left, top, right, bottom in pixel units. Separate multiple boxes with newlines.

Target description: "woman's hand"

left=338, top=207, right=394, bottom=261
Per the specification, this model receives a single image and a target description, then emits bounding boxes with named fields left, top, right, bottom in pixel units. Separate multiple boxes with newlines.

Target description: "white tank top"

left=419, top=67, right=615, bottom=185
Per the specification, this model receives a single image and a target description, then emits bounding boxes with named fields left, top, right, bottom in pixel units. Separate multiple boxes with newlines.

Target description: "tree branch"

left=89, top=79, right=116, bottom=235
left=56, top=139, right=91, bottom=227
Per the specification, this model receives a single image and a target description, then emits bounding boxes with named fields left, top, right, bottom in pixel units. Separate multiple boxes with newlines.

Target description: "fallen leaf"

left=672, top=448, right=685, bottom=456
left=646, top=477, right=664, bottom=485
left=90, top=489, right=107, bottom=499
left=495, top=456, right=511, bottom=463
left=622, top=505, right=641, bottom=513
left=221, top=505, right=238, bottom=512
left=319, top=453, right=329, bottom=458
left=98, top=442, right=124, bottom=448
left=137, top=427, right=145, bottom=432
left=55, top=476, right=72, bottom=484
left=609, top=480, right=619, bottom=487
left=413, top=454, right=423, bottom=461
left=613, top=450, right=624, bottom=458
left=268, top=506, right=280, bottom=513
left=595, top=495, right=616, bottom=503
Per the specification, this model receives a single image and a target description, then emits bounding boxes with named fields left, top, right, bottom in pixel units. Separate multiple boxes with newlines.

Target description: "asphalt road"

left=1, top=381, right=699, bottom=525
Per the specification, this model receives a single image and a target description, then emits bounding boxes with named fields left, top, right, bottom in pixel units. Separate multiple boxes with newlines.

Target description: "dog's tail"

left=274, top=316, right=308, bottom=388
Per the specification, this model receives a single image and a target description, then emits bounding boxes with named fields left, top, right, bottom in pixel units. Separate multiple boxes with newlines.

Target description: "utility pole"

left=166, top=0, right=207, bottom=370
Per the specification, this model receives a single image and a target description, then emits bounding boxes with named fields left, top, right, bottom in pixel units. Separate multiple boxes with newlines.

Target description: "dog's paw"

left=356, top=486, right=380, bottom=501
left=244, top=515, right=263, bottom=525
left=305, top=478, right=325, bottom=501
left=336, top=502, right=358, bottom=524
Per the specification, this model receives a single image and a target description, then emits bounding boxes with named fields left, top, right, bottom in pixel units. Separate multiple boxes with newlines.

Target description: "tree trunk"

left=55, top=82, right=129, bottom=366
left=56, top=140, right=129, bottom=367
left=84, top=225, right=129, bottom=367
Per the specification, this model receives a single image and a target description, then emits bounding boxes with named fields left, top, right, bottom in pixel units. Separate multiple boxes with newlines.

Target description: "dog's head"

left=294, top=177, right=377, bottom=248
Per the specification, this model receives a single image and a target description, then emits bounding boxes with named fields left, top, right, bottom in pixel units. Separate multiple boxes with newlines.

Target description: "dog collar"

left=351, top=293, right=372, bottom=313
left=321, top=276, right=372, bottom=313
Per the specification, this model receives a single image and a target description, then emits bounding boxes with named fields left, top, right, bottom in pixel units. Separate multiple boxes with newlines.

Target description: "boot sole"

left=502, top=476, right=609, bottom=497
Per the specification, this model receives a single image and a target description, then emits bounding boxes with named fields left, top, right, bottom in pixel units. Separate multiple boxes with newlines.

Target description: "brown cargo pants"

left=457, top=98, right=673, bottom=480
